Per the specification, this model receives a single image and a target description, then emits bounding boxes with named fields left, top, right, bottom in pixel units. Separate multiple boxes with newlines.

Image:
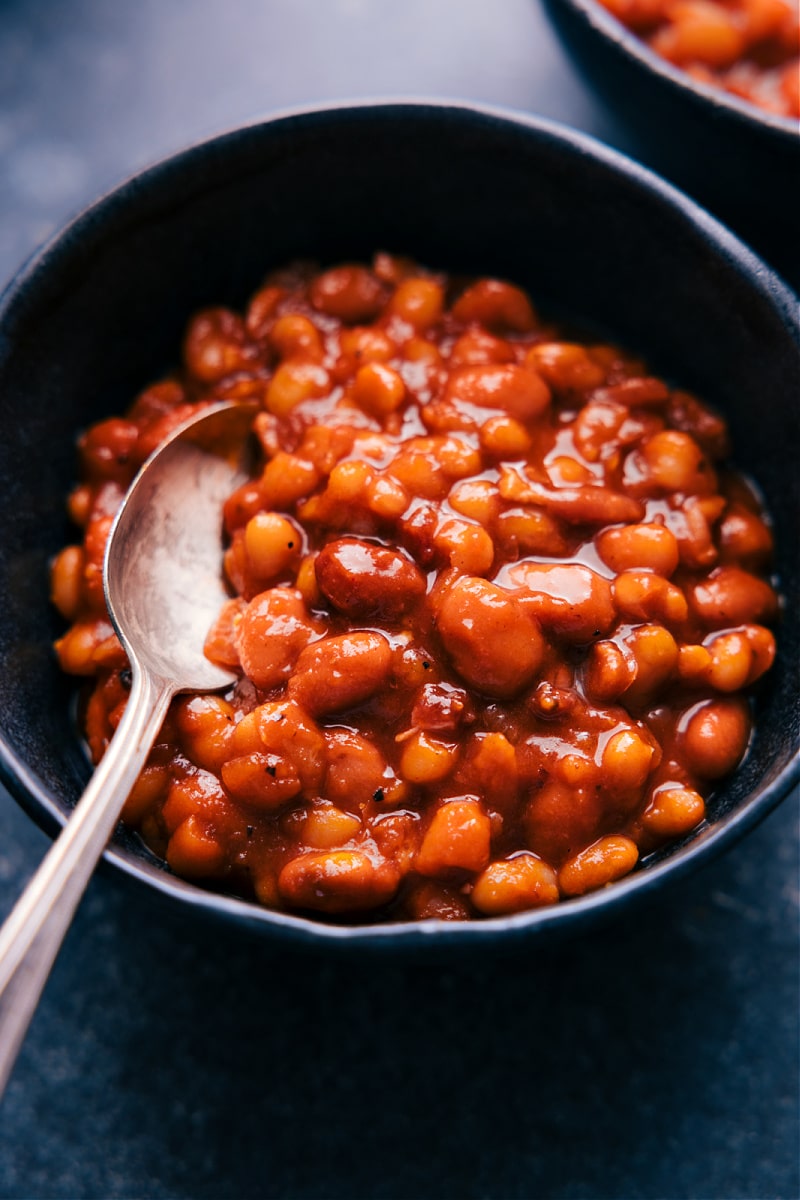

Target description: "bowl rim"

left=547, top=0, right=800, bottom=140
left=1, top=96, right=799, bottom=948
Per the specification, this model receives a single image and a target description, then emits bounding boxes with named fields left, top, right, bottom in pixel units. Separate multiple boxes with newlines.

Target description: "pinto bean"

left=244, top=512, right=302, bottom=581
left=677, top=642, right=714, bottom=684
left=288, top=631, right=393, bottom=715
left=245, top=284, right=284, bottom=340
left=688, top=566, right=778, bottom=627
left=504, top=562, right=616, bottom=642
left=450, top=329, right=516, bottom=367
left=434, top=518, right=495, bottom=575
left=623, top=624, right=679, bottom=702
left=55, top=618, right=118, bottom=676
left=278, top=850, right=399, bottom=912
left=583, top=640, right=633, bottom=702
left=493, top=508, right=568, bottom=558
left=573, top=399, right=627, bottom=461
left=415, top=798, right=492, bottom=877
left=390, top=436, right=482, bottom=498
left=388, top=278, right=444, bottom=330
left=524, top=779, right=603, bottom=864
left=315, top=538, right=426, bottom=620
left=260, top=452, right=319, bottom=509
left=701, top=630, right=756, bottom=692
left=122, top=764, right=170, bottom=826
left=471, top=854, right=559, bottom=914
left=50, top=545, right=86, bottom=621
left=183, top=308, right=255, bottom=382
left=640, top=430, right=715, bottom=494
left=224, top=480, right=268, bottom=534
left=444, top=364, right=551, bottom=421
left=175, top=694, right=236, bottom=772
left=547, top=455, right=594, bottom=486
left=161, top=770, right=236, bottom=837
left=651, top=2, right=746, bottom=68
left=265, top=362, right=330, bottom=418
left=309, top=265, right=387, bottom=323
left=596, top=522, right=680, bottom=576
left=612, top=570, right=689, bottom=625
left=256, top=699, right=326, bottom=792
left=204, top=598, right=246, bottom=670
left=461, top=732, right=518, bottom=809
left=680, top=697, right=751, bottom=778
left=366, top=474, right=410, bottom=520
left=79, top=419, right=139, bottom=484
left=166, top=816, right=228, bottom=879
left=480, top=415, right=533, bottom=458
left=558, top=836, right=639, bottom=895
left=221, top=752, right=301, bottom=809
left=324, top=729, right=405, bottom=808
left=296, top=801, right=362, bottom=849
left=235, top=588, right=320, bottom=691
left=435, top=576, right=544, bottom=697
left=600, top=727, right=657, bottom=793
left=448, top=478, right=503, bottom=525
left=339, top=325, right=396, bottom=364
left=404, top=880, right=471, bottom=920
left=642, top=785, right=705, bottom=838
left=398, top=731, right=458, bottom=785
left=452, top=279, right=537, bottom=332
left=525, top=342, right=606, bottom=391
left=268, top=314, right=323, bottom=361
left=351, top=363, right=407, bottom=417
left=740, top=624, right=777, bottom=683
left=718, top=503, right=774, bottom=568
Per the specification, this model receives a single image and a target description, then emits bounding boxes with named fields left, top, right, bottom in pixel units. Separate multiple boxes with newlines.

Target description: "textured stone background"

left=1, top=2, right=797, bottom=1197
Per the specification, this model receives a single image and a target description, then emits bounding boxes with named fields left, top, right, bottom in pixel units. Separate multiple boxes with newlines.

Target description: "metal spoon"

left=0, top=401, right=254, bottom=1094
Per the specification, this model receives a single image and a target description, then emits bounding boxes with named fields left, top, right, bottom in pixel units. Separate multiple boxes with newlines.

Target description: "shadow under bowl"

left=0, top=100, right=798, bottom=951
left=542, top=0, right=800, bottom=287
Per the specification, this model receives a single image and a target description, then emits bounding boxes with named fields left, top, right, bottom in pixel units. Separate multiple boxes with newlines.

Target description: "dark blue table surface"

left=0, top=3, right=797, bottom=1198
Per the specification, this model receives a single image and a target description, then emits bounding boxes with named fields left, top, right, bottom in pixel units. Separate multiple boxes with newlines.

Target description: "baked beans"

left=53, top=255, right=780, bottom=921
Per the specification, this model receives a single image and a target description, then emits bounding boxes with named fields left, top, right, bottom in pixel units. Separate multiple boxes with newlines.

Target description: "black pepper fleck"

left=373, top=788, right=385, bottom=802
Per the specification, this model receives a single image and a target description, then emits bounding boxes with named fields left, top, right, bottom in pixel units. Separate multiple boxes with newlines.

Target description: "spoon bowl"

left=106, top=401, right=254, bottom=688
left=0, top=401, right=252, bottom=1093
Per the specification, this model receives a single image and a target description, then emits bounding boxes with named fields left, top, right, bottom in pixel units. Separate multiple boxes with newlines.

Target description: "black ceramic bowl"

left=0, top=100, right=798, bottom=950
left=543, top=0, right=800, bottom=285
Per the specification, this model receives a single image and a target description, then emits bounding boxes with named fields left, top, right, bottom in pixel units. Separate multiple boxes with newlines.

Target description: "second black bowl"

left=543, top=0, right=800, bottom=286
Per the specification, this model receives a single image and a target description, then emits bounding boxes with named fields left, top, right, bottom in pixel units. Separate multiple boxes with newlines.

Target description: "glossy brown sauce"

left=51, top=256, right=779, bottom=921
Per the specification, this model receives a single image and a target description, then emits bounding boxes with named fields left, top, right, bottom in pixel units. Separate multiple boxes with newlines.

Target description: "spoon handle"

left=0, top=667, right=172, bottom=1096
